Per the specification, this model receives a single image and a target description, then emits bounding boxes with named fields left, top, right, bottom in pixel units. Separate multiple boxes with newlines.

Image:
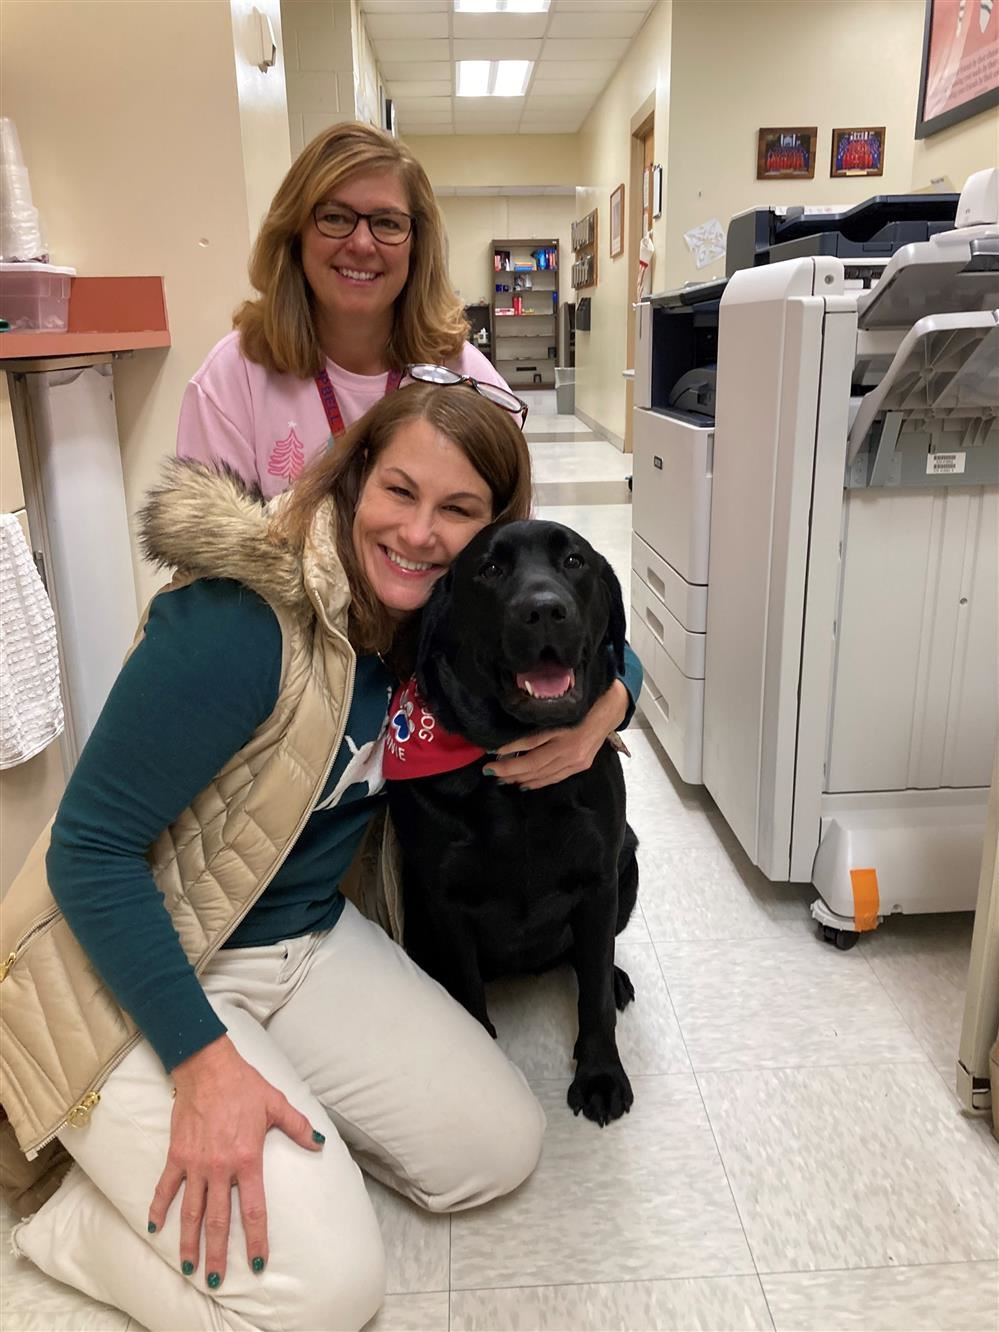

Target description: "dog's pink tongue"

left=516, top=664, right=575, bottom=698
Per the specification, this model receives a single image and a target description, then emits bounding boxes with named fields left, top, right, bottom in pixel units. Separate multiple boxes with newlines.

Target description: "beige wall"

left=574, top=0, right=671, bottom=444
left=661, top=0, right=998, bottom=288
left=573, top=0, right=998, bottom=444
left=3, top=0, right=291, bottom=608
left=282, top=0, right=356, bottom=155
left=436, top=195, right=575, bottom=311
left=231, top=0, right=292, bottom=233
left=912, top=109, right=999, bottom=192
left=352, top=0, right=386, bottom=128
left=403, top=135, right=582, bottom=188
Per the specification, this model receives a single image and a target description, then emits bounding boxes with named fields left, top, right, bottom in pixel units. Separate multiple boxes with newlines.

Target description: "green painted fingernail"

left=207, top=1272, right=221, bottom=1290
left=181, top=1260, right=194, bottom=1276
left=312, top=1129, right=326, bottom=1144
left=484, top=767, right=496, bottom=777
left=147, top=1221, right=157, bottom=1234
left=252, top=1256, right=265, bottom=1274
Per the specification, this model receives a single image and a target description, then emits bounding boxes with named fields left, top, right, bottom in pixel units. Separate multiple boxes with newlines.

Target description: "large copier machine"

left=631, top=169, right=999, bottom=948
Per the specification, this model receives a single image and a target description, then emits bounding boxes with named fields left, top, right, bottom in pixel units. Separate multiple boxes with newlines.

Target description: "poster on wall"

left=756, top=127, right=818, bottom=180
left=915, top=0, right=999, bottom=138
left=830, top=127, right=886, bottom=177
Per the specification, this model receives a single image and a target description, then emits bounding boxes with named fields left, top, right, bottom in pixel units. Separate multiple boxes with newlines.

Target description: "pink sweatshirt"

left=177, top=332, right=514, bottom=500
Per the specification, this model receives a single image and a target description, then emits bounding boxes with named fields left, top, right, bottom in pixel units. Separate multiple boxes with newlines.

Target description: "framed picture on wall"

left=915, top=0, right=999, bottom=138
left=756, top=126, right=817, bottom=180
left=830, top=127, right=886, bottom=177
left=610, top=183, right=625, bottom=258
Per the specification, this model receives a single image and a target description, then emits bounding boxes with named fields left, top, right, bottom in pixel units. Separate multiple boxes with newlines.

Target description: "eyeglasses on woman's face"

left=312, top=201, right=415, bottom=246
left=405, top=364, right=529, bottom=428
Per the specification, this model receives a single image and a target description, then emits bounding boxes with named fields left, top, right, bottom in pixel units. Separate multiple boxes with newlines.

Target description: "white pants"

left=13, top=902, right=545, bottom=1331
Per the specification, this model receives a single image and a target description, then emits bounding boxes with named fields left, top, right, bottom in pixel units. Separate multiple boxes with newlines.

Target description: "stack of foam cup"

left=0, top=118, right=47, bottom=263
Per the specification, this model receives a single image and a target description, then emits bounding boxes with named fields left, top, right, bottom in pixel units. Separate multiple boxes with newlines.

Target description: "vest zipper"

left=0, top=908, right=61, bottom=982
left=20, top=634, right=359, bottom=1161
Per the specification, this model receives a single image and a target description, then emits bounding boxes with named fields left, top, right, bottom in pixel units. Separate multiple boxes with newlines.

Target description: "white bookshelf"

left=492, top=238, right=559, bottom=390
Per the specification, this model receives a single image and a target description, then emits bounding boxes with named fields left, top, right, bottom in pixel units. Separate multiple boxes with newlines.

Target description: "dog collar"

left=384, top=677, right=487, bottom=780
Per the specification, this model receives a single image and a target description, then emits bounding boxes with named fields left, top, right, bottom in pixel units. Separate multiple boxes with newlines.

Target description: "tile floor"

left=3, top=408, right=997, bottom=1332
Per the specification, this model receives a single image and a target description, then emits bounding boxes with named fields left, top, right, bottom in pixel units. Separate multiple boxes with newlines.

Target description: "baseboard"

left=575, top=408, right=625, bottom=452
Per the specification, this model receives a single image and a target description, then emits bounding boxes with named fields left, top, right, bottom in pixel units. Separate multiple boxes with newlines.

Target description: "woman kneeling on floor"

left=1, top=383, right=566, bottom=1332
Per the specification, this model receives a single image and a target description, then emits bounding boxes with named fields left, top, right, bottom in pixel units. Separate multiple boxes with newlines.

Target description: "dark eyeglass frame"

left=312, top=201, right=415, bottom=246
left=404, top=364, right=529, bottom=428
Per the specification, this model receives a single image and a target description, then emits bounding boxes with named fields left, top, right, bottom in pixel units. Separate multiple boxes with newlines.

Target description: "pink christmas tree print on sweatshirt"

left=267, top=426, right=305, bottom=483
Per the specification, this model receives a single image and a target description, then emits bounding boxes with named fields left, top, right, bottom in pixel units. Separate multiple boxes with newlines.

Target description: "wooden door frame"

left=624, top=96, right=655, bottom=453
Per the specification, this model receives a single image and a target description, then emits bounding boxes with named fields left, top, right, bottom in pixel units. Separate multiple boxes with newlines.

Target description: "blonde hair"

left=234, top=123, right=468, bottom=378
left=274, top=383, right=533, bottom=660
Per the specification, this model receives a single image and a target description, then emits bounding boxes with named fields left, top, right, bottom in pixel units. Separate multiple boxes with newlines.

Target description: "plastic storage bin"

left=555, top=366, right=575, bottom=414
left=0, top=262, right=74, bottom=331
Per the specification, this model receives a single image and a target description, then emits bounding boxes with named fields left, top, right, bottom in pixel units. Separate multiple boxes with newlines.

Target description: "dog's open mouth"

left=514, top=661, right=577, bottom=701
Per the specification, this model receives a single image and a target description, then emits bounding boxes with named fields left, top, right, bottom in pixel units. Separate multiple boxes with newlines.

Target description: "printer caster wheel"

left=818, top=923, right=859, bottom=951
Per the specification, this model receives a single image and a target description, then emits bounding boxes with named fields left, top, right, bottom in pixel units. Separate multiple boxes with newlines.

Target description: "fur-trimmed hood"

left=137, top=460, right=351, bottom=632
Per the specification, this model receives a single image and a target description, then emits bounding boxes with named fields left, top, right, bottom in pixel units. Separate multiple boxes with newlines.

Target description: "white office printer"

left=632, top=169, right=999, bottom=947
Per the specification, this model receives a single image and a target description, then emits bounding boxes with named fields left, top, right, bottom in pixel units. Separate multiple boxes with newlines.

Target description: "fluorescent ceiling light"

left=455, top=0, right=550, bottom=12
left=457, top=61, right=490, bottom=96
left=457, top=60, right=532, bottom=97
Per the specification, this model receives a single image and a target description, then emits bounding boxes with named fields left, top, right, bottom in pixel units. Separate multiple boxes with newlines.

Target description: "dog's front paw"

left=567, top=1062, right=633, bottom=1126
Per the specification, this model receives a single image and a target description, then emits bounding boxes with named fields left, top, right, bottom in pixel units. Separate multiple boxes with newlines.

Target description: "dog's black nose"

left=519, top=591, right=569, bottom=626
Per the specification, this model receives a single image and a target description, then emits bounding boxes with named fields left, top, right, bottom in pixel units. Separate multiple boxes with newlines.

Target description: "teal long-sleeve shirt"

left=47, top=578, right=643, bottom=1074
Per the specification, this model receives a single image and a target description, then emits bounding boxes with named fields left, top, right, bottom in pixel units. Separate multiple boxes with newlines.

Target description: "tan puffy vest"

left=0, top=464, right=401, bottom=1159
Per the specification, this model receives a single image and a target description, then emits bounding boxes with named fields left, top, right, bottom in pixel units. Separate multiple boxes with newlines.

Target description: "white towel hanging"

left=0, top=512, right=64, bottom=768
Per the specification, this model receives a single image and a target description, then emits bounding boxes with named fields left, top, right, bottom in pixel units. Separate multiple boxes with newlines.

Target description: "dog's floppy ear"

left=598, top=554, right=627, bottom=675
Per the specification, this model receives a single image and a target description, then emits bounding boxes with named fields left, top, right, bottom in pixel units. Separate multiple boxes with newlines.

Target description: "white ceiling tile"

left=554, top=0, right=651, bottom=9
left=532, top=60, right=616, bottom=79
left=454, top=123, right=521, bottom=135
left=541, top=37, right=630, bottom=61
left=546, top=9, right=645, bottom=38
left=452, top=38, right=543, bottom=60
left=401, top=124, right=455, bottom=135
left=519, top=116, right=584, bottom=128
left=520, top=122, right=583, bottom=134
left=392, top=96, right=453, bottom=113
left=523, top=94, right=593, bottom=109
left=399, top=112, right=454, bottom=126
left=375, top=38, right=451, bottom=63
left=530, top=78, right=601, bottom=96
left=362, top=0, right=447, bottom=11
left=364, top=10, right=449, bottom=39
left=399, top=116, right=453, bottom=128
left=454, top=95, right=526, bottom=113
left=381, top=61, right=452, bottom=80
left=384, top=79, right=451, bottom=97
left=452, top=13, right=549, bottom=39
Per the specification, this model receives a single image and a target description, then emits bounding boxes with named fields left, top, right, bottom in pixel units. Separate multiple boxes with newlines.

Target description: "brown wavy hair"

left=273, top=383, right=533, bottom=661
left=233, top=122, right=468, bottom=378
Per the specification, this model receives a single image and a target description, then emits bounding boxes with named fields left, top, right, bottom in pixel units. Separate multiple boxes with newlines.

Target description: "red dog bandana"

left=383, top=678, right=487, bottom=780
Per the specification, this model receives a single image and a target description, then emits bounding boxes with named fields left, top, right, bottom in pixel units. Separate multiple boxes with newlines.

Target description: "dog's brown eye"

left=564, top=554, right=584, bottom=570
left=481, top=561, right=503, bottom=579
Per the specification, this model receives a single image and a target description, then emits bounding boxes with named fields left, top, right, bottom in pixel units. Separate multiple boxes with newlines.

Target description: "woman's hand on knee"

left=147, top=1034, right=326, bottom=1288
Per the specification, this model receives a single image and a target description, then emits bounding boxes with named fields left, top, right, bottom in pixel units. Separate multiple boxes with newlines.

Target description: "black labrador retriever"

left=385, top=519, right=639, bottom=1126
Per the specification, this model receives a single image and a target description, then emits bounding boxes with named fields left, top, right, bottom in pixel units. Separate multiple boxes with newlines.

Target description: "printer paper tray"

left=847, top=310, right=999, bottom=464
left=857, top=235, right=999, bottom=329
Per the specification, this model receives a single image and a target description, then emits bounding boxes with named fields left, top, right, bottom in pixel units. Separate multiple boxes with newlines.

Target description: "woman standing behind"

left=178, top=122, right=511, bottom=496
